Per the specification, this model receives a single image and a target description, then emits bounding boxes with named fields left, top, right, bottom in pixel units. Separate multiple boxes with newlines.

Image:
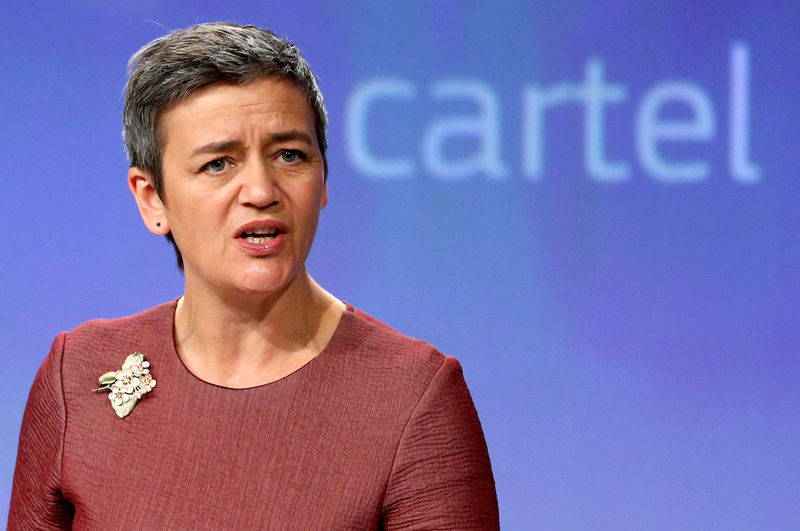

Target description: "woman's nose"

left=237, top=160, right=279, bottom=208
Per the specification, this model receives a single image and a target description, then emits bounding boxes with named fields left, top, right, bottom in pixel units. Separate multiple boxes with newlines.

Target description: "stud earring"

left=156, top=222, right=161, bottom=227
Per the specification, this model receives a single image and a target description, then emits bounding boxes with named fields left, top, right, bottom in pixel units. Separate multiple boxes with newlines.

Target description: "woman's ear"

left=128, top=167, right=170, bottom=236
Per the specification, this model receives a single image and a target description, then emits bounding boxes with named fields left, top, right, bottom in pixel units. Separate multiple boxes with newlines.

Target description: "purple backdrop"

left=3, top=2, right=799, bottom=528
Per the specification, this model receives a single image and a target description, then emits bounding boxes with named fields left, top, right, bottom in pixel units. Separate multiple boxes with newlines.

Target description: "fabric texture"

left=9, top=301, right=498, bottom=529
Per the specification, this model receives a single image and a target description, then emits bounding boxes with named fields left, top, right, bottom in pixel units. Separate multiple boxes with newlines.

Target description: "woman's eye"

left=205, top=158, right=232, bottom=173
left=280, top=150, right=305, bottom=163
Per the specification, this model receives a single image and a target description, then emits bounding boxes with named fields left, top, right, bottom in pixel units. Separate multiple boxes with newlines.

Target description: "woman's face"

left=156, top=78, right=327, bottom=298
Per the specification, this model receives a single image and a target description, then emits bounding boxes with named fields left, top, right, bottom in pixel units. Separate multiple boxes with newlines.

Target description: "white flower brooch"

left=93, top=353, right=156, bottom=418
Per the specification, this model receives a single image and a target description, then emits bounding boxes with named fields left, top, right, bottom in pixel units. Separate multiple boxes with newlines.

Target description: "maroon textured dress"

left=9, top=301, right=498, bottom=529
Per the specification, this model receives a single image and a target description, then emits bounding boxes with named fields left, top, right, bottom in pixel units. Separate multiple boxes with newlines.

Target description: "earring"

left=156, top=222, right=161, bottom=227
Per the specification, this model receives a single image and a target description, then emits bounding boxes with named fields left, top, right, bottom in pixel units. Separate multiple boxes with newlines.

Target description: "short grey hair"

left=123, top=22, right=328, bottom=270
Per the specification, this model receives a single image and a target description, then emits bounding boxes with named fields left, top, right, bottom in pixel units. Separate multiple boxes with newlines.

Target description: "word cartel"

left=345, top=42, right=760, bottom=183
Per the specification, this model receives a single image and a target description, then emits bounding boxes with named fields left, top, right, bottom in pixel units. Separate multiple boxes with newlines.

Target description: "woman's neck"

left=174, top=272, right=345, bottom=388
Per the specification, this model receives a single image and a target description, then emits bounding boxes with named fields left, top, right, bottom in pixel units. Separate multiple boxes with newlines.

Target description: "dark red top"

left=9, top=301, right=498, bottom=529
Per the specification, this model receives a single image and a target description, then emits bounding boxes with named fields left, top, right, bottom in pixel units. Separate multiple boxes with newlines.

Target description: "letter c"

left=345, top=78, right=416, bottom=179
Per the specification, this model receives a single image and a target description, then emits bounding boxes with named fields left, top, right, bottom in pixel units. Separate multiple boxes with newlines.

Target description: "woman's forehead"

left=160, top=79, right=316, bottom=151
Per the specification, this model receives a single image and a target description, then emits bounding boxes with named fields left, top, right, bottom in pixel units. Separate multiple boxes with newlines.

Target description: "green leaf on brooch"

left=111, top=396, right=138, bottom=418
left=98, top=371, right=116, bottom=386
left=122, top=352, right=144, bottom=370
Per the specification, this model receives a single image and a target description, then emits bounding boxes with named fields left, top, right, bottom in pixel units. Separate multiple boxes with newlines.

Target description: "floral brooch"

left=93, top=353, right=156, bottom=418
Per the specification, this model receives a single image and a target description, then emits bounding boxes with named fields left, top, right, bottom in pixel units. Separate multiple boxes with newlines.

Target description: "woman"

left=9, top=22, right=498, bottom=529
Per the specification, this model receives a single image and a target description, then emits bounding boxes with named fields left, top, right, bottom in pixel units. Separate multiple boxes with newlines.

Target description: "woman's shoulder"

left=333, top=305, right=456, bottom=388
left=67, top=300, right=175, bottom=339
left=58, top=300, right=176, bottom=372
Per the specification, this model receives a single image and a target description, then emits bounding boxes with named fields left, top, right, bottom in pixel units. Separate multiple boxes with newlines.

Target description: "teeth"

left=249, top=227, right=277, bottom=235
left=241, top=226, right=280, bottom=243
left=244, top=235, right=277, bottom=243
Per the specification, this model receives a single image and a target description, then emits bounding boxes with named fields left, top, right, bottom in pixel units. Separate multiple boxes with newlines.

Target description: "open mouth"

left=240, top=227, right=281, bottom=243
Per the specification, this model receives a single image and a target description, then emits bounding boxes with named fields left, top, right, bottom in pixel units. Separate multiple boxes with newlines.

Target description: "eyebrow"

left=189, top=131, right=314, bottom=158
left=189, top=140, right=241, bottom=158
left=268, top=131, right=314, bottom=146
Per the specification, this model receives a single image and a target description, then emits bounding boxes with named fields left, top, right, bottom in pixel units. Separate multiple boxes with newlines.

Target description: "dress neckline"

left=165, top=298, right=355, bottom=391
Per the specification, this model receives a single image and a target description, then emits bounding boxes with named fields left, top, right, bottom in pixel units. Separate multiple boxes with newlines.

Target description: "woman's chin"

left=184, top=261, right=305, bottom=300
left=234, top=266, right=300, bottom=297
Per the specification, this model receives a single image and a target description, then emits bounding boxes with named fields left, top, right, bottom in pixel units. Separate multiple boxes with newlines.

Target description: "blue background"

left=3, top=2, right=799, bottom=528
